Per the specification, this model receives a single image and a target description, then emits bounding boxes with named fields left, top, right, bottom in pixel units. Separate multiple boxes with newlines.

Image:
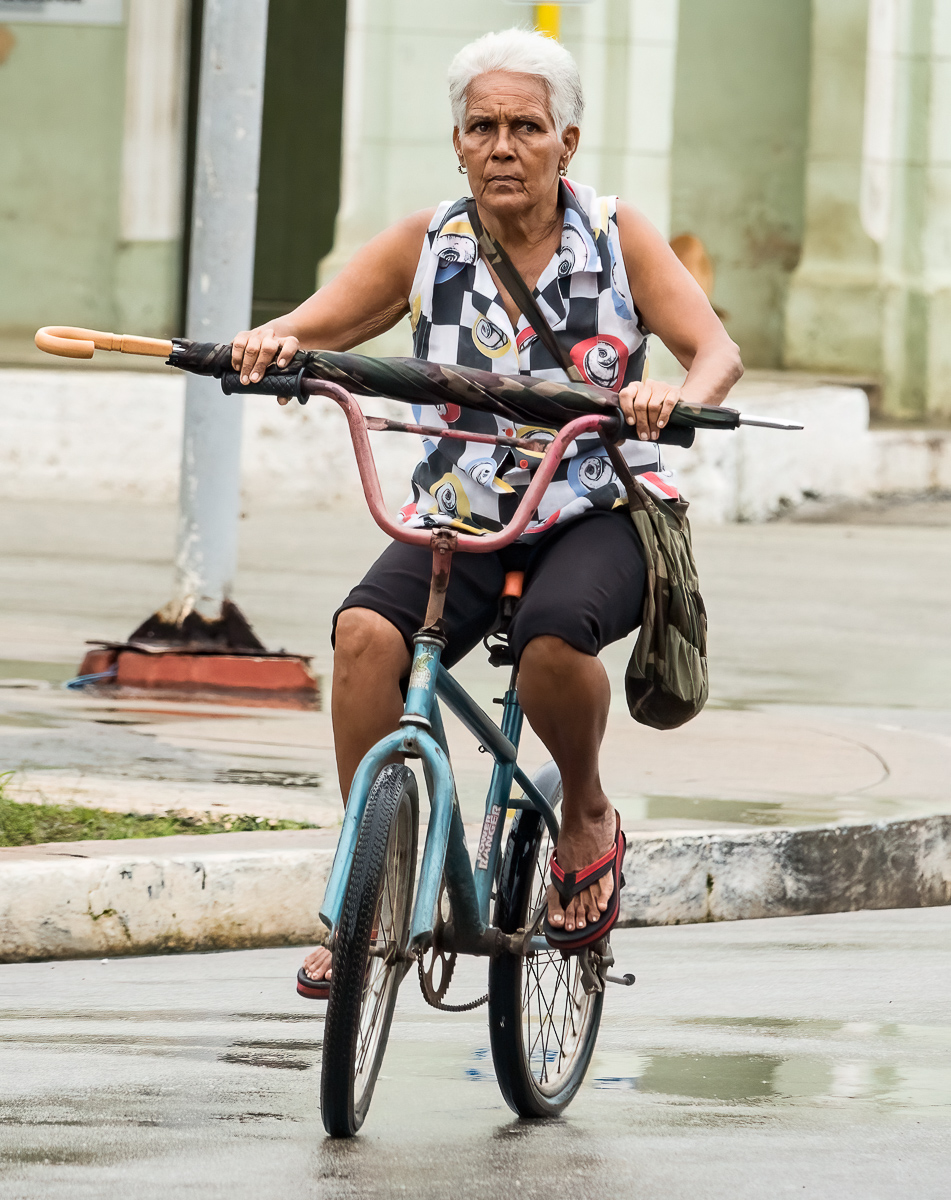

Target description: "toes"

left=546, top=885, right=566, bottom=927
left=303, top=947, right=332, bottom=980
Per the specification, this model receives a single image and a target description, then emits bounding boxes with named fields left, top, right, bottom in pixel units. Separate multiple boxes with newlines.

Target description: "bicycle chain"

left=415, top=948, right=488, bottom=1012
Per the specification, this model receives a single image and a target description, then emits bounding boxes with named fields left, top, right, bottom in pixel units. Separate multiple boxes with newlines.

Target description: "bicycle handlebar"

left=32, top=321, right=803, bottom=549
left=302, top=378, right=614, bottom=553
left=216, top=368, right=749, bottom=437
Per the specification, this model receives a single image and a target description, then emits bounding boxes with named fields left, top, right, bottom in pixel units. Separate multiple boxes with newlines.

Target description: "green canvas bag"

left=601, top=440, right=709, bottom=729
left=467, top=198, right=710, bottom=731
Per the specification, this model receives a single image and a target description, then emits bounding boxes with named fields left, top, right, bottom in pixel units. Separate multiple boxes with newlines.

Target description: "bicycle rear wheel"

left=320, top=764, right=418, bottom=1137
left=488, top=764, right=604, bottom=1117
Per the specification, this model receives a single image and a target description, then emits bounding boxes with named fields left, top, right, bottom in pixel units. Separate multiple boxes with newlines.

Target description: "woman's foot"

left=302, top=946, right=332, bottom=983
left=546, top=805, right=617, bottom=934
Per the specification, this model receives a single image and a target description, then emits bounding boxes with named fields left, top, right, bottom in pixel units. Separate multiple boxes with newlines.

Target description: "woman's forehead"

left=465, top=70, right=551, bottom=119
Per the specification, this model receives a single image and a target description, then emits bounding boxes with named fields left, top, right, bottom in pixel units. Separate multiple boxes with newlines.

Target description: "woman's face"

left=453, top=71, right=579, bottom=218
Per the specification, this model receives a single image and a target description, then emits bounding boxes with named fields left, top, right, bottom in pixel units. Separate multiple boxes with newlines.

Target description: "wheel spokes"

left=353, top=810, right=410, bottom=1093
left=518, top=827, right=595, bottom=1096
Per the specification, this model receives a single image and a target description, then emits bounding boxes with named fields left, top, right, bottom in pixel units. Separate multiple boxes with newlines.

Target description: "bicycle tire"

left=320, top=764, right=418, bottom=1137
left=488, top=764, right=604, bottom=1117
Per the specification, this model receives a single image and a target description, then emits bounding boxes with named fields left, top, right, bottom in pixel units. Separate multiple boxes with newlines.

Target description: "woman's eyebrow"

left=467, top=110, right=548, bottom=126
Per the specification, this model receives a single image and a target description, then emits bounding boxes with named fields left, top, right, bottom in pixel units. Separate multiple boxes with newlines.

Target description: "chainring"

left=417, top=881, right=457, bottom=1005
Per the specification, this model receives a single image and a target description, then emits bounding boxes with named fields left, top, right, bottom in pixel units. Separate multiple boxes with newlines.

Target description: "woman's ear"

left=561, top=124, right=580, bottom=164
left=452, top=127, right=462, bottom=157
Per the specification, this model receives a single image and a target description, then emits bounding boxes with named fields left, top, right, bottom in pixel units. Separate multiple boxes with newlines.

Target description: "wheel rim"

left=519, top=827, right=599, bottom=1099
left=351, top=799, right=412, bottom=1112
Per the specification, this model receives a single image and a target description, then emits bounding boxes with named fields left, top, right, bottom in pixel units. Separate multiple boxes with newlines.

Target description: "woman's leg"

left=517, top=637, right=617, bottom=934
left=331, top=607, right=411, bottom=798
left=302, top=541, right=504, bottom=985
left=302, top=607, right=410, bottom=983
left=509, top=511, right=647, bottom=936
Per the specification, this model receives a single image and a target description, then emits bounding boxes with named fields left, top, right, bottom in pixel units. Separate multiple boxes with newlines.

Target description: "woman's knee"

left=334, top=608, right=409, bottom=674
left=518, top=634, right=586, bottom=679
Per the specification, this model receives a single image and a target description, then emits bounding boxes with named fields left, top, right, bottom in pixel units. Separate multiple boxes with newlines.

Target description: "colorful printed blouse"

left=400, top=179, right=678, bottom=540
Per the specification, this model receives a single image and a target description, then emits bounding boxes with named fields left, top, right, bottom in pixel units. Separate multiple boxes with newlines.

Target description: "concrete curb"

left=1, top=816, right=949, bottom=962
left=621, top=815, right=951, bottom=924
left=0, top=833, right=334, bottom=962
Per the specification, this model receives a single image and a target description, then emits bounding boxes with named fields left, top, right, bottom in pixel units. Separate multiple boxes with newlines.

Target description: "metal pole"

left=174, top=0, right=269, bottom=619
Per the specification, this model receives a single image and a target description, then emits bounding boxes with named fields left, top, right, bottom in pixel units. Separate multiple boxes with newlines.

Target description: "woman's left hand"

left=618, top=379, right=682, bottom=441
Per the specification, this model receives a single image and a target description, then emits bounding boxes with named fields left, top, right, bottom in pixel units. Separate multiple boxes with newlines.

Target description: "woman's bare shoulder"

left=391, top=207, right=441, bottom=246
left=613, top=200, right=669, bottom=255
left=366, top=207, right=440, bottom=277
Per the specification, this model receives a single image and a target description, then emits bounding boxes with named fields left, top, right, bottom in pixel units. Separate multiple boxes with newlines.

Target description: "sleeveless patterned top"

left=400, top=179, right=678, bottom=541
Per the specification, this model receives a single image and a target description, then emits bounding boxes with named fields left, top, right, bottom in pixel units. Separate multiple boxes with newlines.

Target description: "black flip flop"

left=542, top=812, right=626, bottom=952
left=296, top=965, right=330, bottom=1000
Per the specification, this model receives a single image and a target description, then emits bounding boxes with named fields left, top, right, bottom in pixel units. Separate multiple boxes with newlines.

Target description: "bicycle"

left=34, top=325, right=801, bottom=1137
left=305, top=379, right=633, bottom=1135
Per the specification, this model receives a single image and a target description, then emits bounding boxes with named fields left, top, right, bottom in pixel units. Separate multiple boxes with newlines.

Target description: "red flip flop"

left=542, top=812, right=626, bottom=951
left=296, top=965, right=330, bottom=1000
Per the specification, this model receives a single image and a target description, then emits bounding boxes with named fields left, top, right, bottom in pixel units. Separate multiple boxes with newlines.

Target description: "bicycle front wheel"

left=488, top=766, right=604, bottom=1117
left=320, top=764, right=418, bottom=1137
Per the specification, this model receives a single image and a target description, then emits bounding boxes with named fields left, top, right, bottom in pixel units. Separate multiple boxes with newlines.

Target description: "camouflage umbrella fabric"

left=293, top=349, right=625, bottom=428
left=165, top=339, right=618, bottom=425
left=164, top=340, right=730, bottom=437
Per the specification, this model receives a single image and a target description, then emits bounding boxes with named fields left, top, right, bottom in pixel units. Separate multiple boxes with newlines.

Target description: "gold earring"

left=457, top=162, right=467, bottom=174
left=559, top=164, right=568, bottom=177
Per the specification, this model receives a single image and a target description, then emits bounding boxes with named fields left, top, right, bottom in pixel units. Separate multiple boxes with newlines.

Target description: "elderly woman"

left=232, top=29, right=741, bottom=994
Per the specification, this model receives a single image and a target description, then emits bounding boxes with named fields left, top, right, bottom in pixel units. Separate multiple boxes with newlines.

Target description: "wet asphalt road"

left=1, top=909, right=949, bottom=1199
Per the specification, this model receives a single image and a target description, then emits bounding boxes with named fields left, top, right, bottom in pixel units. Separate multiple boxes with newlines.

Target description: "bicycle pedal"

left=604, top=972, right=636, bottom=987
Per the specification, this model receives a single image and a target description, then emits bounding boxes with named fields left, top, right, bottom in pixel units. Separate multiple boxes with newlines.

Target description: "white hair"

left=448, top=28, right=584, bottom=135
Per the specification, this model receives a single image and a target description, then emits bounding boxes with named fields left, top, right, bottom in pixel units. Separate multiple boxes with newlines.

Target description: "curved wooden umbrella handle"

left=34, top=326, right=174, bottom=360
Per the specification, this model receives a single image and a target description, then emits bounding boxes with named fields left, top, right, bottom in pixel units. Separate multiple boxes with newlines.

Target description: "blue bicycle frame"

left=319, top=627, right=560, bottom=953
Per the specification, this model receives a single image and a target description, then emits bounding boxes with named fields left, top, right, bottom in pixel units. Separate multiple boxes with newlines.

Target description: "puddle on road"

left=0, top=711, right=65, bottom=729
left=464, top=1018, right=951, bottom=1109
left=0, top=661, right=75, bottom=686
left=591, top=1051, right=951, bottom=1108
left=637, top=794, right=831, bottom=826
left=218, top=1051, right=313, bottom=1071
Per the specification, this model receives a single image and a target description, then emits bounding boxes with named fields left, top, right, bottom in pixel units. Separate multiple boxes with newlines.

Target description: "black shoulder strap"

left=465, top=197, right=585, bottom=384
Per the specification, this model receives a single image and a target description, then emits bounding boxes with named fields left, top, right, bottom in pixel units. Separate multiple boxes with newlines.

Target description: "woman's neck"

left=476, top=186, right=563, bottom=254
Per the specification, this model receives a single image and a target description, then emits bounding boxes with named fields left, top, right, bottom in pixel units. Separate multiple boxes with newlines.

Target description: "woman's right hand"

left=231, top=326, right=301, bottom=404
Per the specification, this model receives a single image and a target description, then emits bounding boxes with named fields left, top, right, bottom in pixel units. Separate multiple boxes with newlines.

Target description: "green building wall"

left=0, top=23, right=128, bottom=337
left=670, top=0, right=812, bottom=369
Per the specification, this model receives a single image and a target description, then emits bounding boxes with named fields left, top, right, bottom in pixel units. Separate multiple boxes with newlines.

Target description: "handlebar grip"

left=605, top=401, right=742, bottom=447
left=601, top=411, right=696, bottom=449
left=219, top=367, right=308, bottom=403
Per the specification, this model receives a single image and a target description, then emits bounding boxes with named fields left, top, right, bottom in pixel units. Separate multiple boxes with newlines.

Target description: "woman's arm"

left=231, top=207, right=436, bottom=386
left=615, top=201, right=743, bottom=441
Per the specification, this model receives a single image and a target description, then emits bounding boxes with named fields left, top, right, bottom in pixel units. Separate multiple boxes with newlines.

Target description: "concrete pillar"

left=116, top=0, right=189, bottom=336
left=174, top=0, right=269, bottom=617
left=669, top=0, right=812, bottom=368
left=785, top=0, right=951, bottom=418
left=570, top=0, right=680, bottom=237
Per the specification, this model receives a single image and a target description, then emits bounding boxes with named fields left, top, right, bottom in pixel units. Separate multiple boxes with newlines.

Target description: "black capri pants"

left=333, top=509, right=646, bottom=670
